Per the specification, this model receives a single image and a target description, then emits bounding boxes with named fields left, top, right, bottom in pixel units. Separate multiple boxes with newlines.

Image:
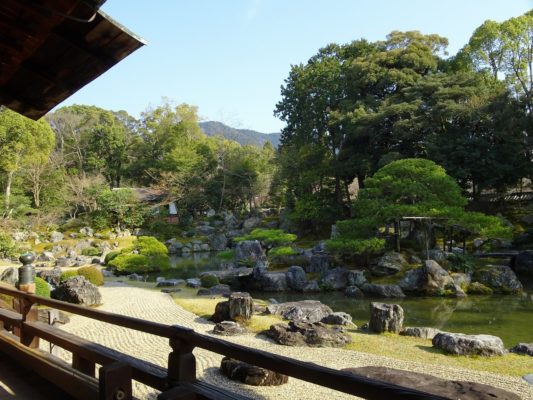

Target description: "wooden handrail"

left=0, top=283, right=448, bottom=400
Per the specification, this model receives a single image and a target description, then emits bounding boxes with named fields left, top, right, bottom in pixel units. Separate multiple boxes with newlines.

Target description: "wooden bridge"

left=0, top=283, right=450, bottom=400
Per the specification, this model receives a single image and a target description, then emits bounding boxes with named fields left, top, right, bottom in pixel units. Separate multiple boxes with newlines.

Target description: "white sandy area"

left=46, top=282, right=533, bottom=400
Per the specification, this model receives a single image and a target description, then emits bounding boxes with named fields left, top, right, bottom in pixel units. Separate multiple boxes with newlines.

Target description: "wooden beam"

left=0, top=330, right=98, bottom=400
left=24, top=321, right=167, bottom=390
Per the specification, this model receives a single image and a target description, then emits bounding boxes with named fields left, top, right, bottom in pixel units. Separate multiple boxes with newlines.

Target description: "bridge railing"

left=0, top=283, right=446, bottom=400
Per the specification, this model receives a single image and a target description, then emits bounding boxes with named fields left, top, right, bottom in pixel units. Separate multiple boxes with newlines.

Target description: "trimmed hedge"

left=35, top=277, right=51, bottom=298
left=81, top=247, right=101, bottom=257
left=108, top=254, right=153, bottom=274
left=77, top=266, right=104, bottom=286
left=200, top=274, right=220, bottom=288
left=104, top=250, right=121, bottom=265
left=60, top=269, right=79, bottom=282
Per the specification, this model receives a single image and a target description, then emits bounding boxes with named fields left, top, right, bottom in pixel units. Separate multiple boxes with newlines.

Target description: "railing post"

left=167, top=337, right=196, bottom=387
left=13, top=253, right=39, bottom=348
left=99, top=362, right=132, bottom=400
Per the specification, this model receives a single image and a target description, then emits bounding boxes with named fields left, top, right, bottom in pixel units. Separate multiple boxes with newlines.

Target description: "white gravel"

left=51, top=282, right=533, bottom=400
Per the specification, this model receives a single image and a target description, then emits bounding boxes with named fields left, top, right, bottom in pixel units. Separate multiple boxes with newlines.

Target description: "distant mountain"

left=199, top=121, right=281, bottom=148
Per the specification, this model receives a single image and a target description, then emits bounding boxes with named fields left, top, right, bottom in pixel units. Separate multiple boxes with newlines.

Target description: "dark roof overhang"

left=0, top=0, right=146, bottom=119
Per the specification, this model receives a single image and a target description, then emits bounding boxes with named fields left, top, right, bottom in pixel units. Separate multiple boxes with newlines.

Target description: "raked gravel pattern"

left=49, top=282, right=533, bottom=400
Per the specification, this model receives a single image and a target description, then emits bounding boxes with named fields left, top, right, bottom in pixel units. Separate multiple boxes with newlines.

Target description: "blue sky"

left=56, top=0, right=533, bottom=133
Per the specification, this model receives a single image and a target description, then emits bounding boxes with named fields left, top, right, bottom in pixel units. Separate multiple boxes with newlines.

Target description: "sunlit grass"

left=345, top=331, right=533, bottom=377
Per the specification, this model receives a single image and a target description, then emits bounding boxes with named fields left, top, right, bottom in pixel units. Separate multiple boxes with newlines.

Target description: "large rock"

left=510, top=343, right=533, bottom=356
left=321, top=312, right=354, bottom=326
left=213, top=321, right=247, bottom=336
left=197, top=284, right=232, bottom=296
left=228, top=292, right=254, bottom=321
left=166, top=239, right=183, bottom=254
left=370, top=252, right=407, bottom=276
left=342, top=366, right=520, bottom=400
left=0, top=267, right=18, bottom=285
left=301, top=280, right=320, bottom=292
left=243, top=216, right=262, bottom=230
left=344, top=286, right=364, bottom=298
left=235, top=240, right=267, bottom=266
left=306, top=254, right=331, bottom=274
left=369, top=302, right=404, bottom=333
left=260, top=273, right=287, bottom=291
left=511, top=251, right=533, bottom=281
left=266, top=300, right=333, bottom=323
left=37, top=267, right=62, bottom=287
left=400, top=260, right=460, bottom=296
left=220, top=357, right=288, bottom=386
left=285, top=266, right=307, bottom=291
left=400, top=327, right=442, bottom=340
left=208, top=233, right=228, bottom=251
left=52, top=276, right=101, bottom=306
left=467, top=282, right=493, bottom=295
left=37, top=251, right=55, bottom=262
left=320, top=267, right=349, bottom=290
left=347, top=270, right=367, bottom=287
left=473, top=265, right=523, bottom=294
left=432, top=332, right=505, bottom=356
left=49, top=231, right=64, bottom=243
left=266, top=321, right=351, bottom=347
left=361, top=283, right=405, bottom=298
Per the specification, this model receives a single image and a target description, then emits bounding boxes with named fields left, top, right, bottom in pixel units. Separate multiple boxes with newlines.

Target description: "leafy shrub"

left=60, top=269, right=79, bottom=282
left=268, top=246, right=297, bottom=258
left=77, top=266, right=104, bottom=286
left=326, top=237, right=386, bottom=255
left=0, top=233, right=18, bottom=259
left=35, top=277, right=51, bottom=298
left=81, top=247, right=101, bottom=257
left=134, top=236, right=168, bottom=256
left=447, top=253, right=475, bottom=274
left=217, top=250, right=235, bottom=260
left=200, top=274, right=220, bottom=288
left=149, top=254, right=171, bottom=270
left=234, top=229, right=297, bottom=247
left=104, top=250, right=121, bottom=265
left=108, top=254, right=153, bottom=274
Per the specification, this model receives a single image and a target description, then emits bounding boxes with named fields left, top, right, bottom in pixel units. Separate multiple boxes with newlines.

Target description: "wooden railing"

left=0, top=284, right=447, bottom=400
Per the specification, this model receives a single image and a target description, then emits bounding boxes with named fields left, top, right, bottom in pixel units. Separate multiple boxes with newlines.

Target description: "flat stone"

left=266, top=300, right=333, bottom=323
left=510, top=343, right=533, bottom=356
left=400, top=327, right=442, bottom=340
left=432, top=332, right=505, bottom=356
left=266, top=321, right=351, bottom=348
left=156, top=279, right=184, bottom=287
left=220, top=357, right=288, bottom=386
left=197, top=284, right=232, bottom=296
left=213, top=321, right=247, bottom=336
left=343, top=366, right=520, bottom=400
left=523, top=374, right=533, bottom=386
left=161, top=288, right=181, bottom=293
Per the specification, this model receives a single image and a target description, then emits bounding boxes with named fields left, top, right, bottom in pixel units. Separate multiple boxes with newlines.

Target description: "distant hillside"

left=199, top=121, right=281, bottom=148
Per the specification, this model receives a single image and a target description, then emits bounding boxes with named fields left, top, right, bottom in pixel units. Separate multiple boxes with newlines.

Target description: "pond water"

left=151, top=254, right=533, bottom=347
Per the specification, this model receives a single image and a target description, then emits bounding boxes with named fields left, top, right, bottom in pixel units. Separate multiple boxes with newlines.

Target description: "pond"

left=149, top=254, right=533, bottom=347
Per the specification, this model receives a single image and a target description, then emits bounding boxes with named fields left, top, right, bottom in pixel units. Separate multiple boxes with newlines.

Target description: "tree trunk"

left=4, top=170, right=13, bottom=213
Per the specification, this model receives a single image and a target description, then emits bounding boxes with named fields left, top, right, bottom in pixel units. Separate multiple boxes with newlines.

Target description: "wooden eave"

left=0, top=0, right=146, bottom=120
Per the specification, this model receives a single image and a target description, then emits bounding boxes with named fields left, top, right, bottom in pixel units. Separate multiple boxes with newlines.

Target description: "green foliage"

left=60, top=269, right=79, bottom=282
left=104, top=250, right=121, bottom=265
left=200, top=274, right=220, bottom=288
left=134, top=236, right=168, bottom=256
left=268, top=246, right=297, bottom=258
left=326, top=237, right=386, bottom=255
left=0, top=233, right=18, bottom=259
left=34, top=277, right=50, bottom=298
left=107, top=236, right=170, bottom=274
left=216, top=250, right=235, bottom=260
left=447, top=253, right=475, bottom=274
left=235, top=229, right=297, bottom=247
left=81, top=247, right=101, bottom=257
left=77, top=266, right=104, bottom=286
left=108, top=254, right=152, bottom=274
left=91, top=188, right=146, bottom=229
left=330, top=159, right=510, bottom=256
